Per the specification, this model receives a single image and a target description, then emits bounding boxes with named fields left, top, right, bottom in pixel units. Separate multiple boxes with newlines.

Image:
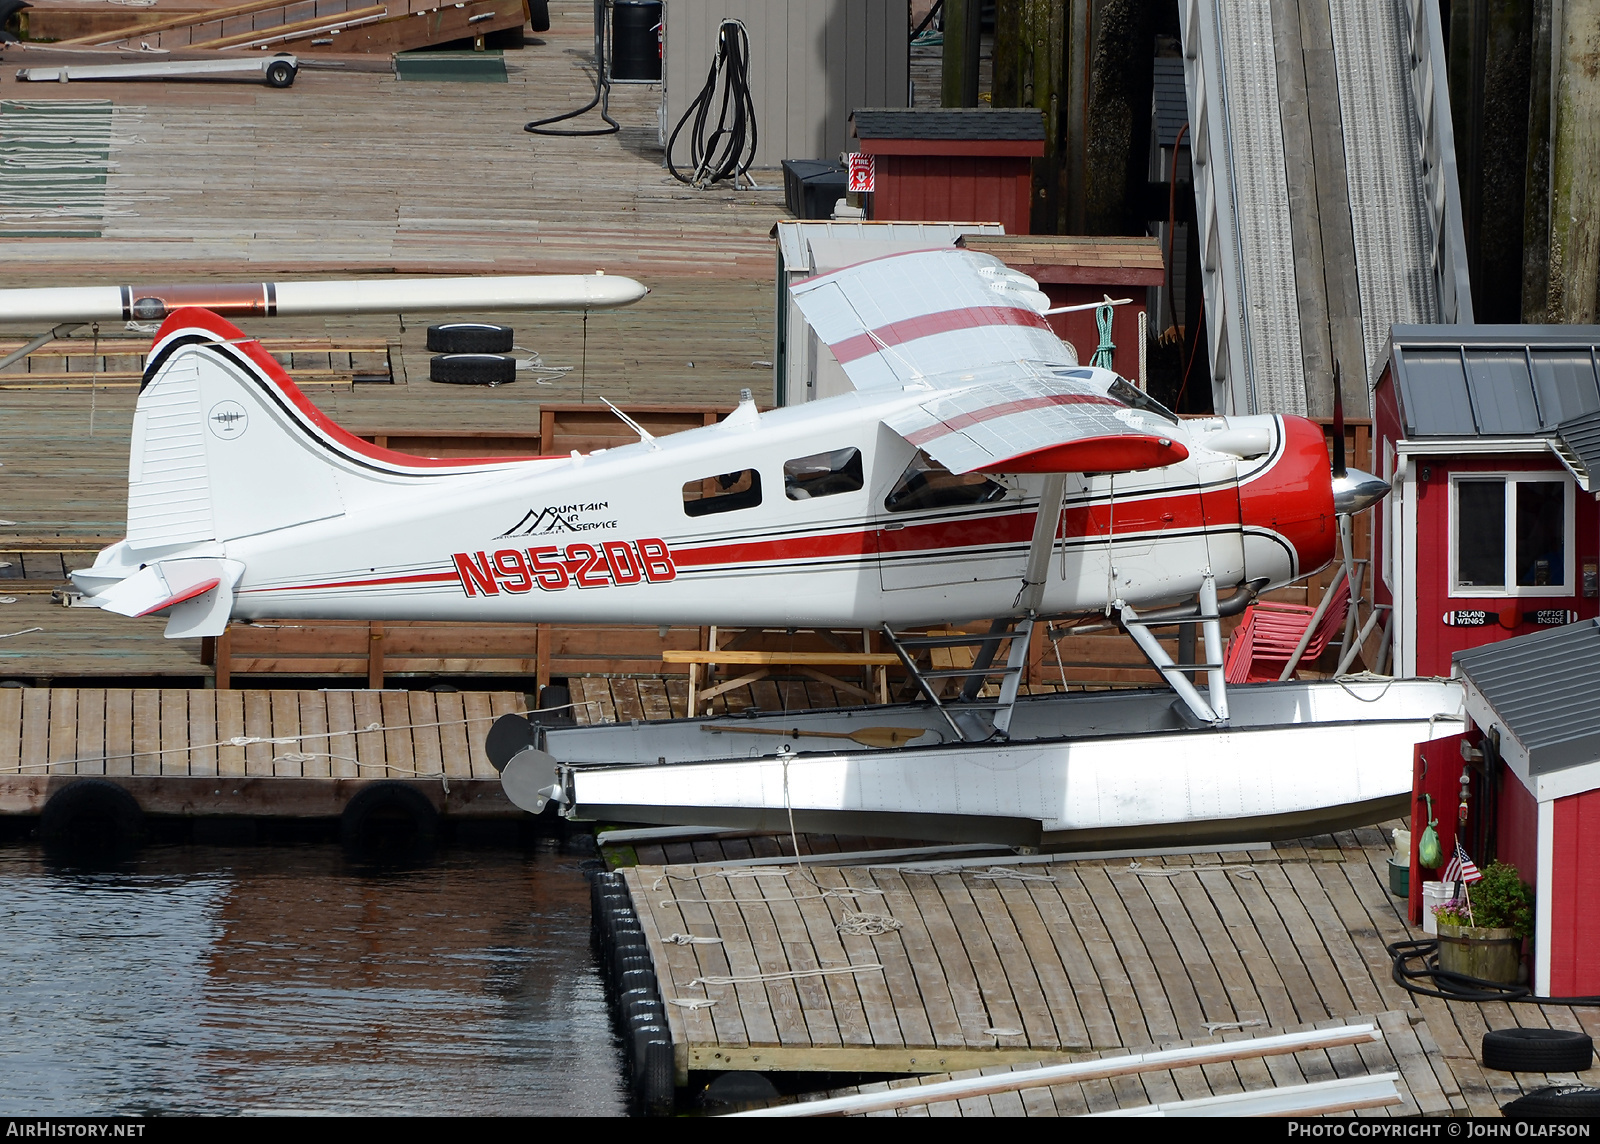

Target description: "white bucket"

left=1422, top=880, right=1451, bottom=935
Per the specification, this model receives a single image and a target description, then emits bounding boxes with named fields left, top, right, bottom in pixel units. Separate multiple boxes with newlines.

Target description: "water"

left=0, top=843, right=629, bottom=1116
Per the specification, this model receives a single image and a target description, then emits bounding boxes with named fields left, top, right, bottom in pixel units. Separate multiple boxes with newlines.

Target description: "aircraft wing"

left=789, top=247, right=1069, bottom=390
left=883, top=366, right=1188, bottom=474
left=790, top=248, right=1187, bottom=474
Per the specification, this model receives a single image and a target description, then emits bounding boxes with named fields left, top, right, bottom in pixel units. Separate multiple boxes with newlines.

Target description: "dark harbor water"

left=0, top=843, right=629, bottom=1116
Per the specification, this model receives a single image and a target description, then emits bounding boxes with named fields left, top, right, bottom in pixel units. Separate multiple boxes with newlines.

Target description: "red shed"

left=849, top=107, right=1045, bottom=235
left=957, top=234, right=1165, bottom=386
left=1372, top=326, right=1600, bottom=680
left=1450, top=622, right=1600, bottom=997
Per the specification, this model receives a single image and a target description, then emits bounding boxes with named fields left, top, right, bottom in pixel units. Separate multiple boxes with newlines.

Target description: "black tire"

left=699, top=1071, right=780, bottom=1113
left=39, top=779, right=144, bottom=850
left=528, top=0, right=550, bottom=33
left=429, top=353, right=516, bottom=386
left=265, top=60, right=296, bottom=89
left=426, top=323, right=514, bottom=353
left=1483, top=1027, right=1595, bottom=1073
left=340, top=781, right=438, bottom=856
left=635, top=1033, right=675, bottom=1117
left=1502, top=1085, right=1600, bottom=1118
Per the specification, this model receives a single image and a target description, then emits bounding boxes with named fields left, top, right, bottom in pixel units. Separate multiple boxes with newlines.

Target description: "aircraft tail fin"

left=126, top=307, right=526, bottom=551
left=76, top=308, right=529, bottom=636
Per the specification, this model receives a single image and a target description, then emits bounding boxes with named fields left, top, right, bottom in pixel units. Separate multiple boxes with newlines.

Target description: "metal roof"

left=849, top=107, right=1046, bottom=142
left=1386, top=324, right=1600, bottom=438
left=1455, top=619, right=1600, bottom=775
left=771, top=220, right=1004, bottom=275
left=1556, top=409, right=1600, bottom=491
left=1152, top=58, right=1188, bottom=147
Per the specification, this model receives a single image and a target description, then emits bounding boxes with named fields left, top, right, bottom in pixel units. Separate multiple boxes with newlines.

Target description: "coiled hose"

left=666, top=19, right=757, bottom=187
left=525, top=0, right=620, bottom=137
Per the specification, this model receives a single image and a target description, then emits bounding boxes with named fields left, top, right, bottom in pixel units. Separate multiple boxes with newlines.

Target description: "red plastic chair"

left=1224, top=579, right=1352, bottom=683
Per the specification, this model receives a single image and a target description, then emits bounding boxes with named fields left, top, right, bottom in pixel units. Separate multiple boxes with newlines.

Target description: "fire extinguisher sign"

left=847, top=153, right=875, bottom=193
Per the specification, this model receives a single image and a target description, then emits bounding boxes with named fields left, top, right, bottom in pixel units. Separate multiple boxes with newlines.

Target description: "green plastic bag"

left=1417, top=793, right=1442, bottom=869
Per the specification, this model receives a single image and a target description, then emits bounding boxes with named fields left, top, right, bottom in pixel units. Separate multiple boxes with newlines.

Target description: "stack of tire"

left=1489, top=1027, right=1599, bottom=1118
left=428, top=323, right=516, bottom=387
left=591, top=869, right=674, bottom=1115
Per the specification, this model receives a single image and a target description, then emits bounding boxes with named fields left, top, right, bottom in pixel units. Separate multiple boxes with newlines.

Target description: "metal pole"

left=1120, top=602, right=1219, bottom=725
left=1277, top=565, right=1348, bottom=682
left=1199, top=570, right=1228, bottom=722
left=1335, top=603, right=1389, bottom=677
left=0, top=322, right=82, bottom=373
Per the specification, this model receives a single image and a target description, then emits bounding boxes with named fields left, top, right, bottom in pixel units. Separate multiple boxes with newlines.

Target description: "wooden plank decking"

left=0, top=686, right=529, bottom=816
left=618, top=831, right=1600, bottom=1113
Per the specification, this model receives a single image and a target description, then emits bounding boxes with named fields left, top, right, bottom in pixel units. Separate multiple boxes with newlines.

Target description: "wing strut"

left=1118, top=570, right=1235, bottom=727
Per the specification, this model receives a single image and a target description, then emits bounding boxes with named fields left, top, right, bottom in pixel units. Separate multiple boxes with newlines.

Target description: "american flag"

left=1442, top=839, right=1483, bottom=886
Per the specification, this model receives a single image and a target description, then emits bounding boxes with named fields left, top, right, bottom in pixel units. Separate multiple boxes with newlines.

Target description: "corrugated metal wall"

left=662, top=0, right=908, bottom=170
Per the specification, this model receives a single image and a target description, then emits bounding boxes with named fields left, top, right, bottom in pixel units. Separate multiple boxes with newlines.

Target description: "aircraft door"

left=875, top=449, right=1028, bottom=591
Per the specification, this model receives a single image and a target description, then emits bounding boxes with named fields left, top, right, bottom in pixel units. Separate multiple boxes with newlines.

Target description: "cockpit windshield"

left=1107, top=377, right=1180, bottom=425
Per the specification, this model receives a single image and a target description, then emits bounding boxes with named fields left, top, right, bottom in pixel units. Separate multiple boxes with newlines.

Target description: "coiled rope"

left=1091, top=301, right=1116, bottom=370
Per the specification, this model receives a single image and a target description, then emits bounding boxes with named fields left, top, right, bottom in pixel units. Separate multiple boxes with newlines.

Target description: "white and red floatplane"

left=28, top=251, right=1458, bottom=847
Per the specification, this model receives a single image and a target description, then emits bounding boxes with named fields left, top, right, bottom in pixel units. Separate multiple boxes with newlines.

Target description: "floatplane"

left=13, top=252, right=1462, bottom=848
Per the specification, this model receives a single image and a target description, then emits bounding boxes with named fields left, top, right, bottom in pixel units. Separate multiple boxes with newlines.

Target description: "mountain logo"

left=496, top=502, right=615, bottom=537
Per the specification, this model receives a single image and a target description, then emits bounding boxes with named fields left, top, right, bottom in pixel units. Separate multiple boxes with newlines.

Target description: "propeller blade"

left=1332, top=361, right=1347, bottom=480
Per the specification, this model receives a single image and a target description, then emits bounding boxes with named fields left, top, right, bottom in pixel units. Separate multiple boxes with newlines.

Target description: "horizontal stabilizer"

left=89, top=557, right=243, bottom=638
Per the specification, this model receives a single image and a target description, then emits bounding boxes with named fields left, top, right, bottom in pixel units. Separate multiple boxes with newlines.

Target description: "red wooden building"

left=848, top=107, right=1045, bottom=235
left=1372, top=326, right=1600, bottom=679
left=1440, top=622, right=1600, bottom=996
left=958, top=233, right=1165, bottom=385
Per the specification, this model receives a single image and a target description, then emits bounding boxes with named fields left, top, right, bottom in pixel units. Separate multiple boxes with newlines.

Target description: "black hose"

left=525, top=0, right=620, bottom=137
left=1388, top=937, right=1600, bottom=1006
left=666, top=19, right=757, bottom=188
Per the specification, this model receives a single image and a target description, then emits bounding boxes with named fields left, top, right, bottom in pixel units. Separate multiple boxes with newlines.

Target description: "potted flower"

left=1433, top=861, right=1535, bottom=984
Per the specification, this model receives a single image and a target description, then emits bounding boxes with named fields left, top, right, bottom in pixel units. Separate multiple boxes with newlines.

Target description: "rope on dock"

left=686, top=963, right=885, bottom=989
left=1126, top=861, right=1261, bottom=879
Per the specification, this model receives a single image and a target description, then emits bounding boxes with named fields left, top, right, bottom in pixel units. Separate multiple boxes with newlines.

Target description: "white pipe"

left=730, top=1024, right=1382, bottom=1117
left=1091, top=1072, right=1400, bottom=1117
left=0, top=274, right=648, bottom=325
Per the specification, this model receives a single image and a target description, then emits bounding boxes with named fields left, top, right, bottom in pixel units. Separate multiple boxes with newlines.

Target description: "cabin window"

left=884, top=451, right=1007, bottom=514
left=1450, top=472, right=1573, bottom=596
left=683, top=468, right=762, bottom=517
left=784, top=448, right=863, bottom=500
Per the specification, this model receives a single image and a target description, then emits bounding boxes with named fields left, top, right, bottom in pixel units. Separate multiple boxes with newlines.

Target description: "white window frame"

left=1381, top=440, right=1396, bottom=590
left=1447, top=470, right=1576, bottom=598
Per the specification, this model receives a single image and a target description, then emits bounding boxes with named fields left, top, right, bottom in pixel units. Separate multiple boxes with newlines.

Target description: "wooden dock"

left=0, top=686, right=527, bottom=817
left=616, top=829, right=1600, bottom=1115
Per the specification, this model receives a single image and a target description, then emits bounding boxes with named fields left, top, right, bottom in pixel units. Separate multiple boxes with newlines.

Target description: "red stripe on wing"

left=904, top=392, right=1122, bottom=447
left=830, top=305, right=1053, bottom=364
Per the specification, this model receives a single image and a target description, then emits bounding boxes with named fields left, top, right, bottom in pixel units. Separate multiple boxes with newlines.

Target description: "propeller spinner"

left=1328, top=361, right=1389, bottom=515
